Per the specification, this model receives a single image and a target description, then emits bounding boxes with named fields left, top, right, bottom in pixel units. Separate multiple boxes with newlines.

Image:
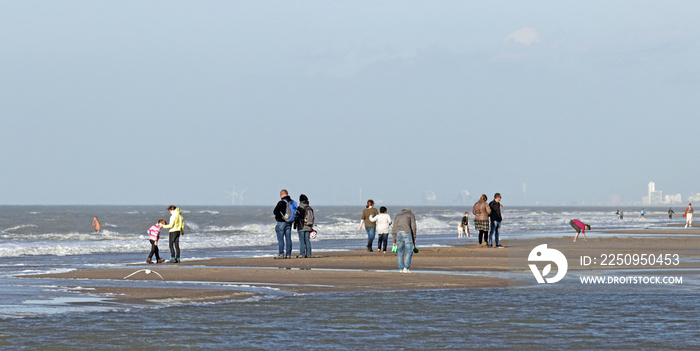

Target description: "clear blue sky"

left=1, top=1, right=698, bottom=206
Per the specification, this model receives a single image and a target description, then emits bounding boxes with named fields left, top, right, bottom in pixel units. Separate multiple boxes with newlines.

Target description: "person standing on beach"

left=459, top=211, right=471, bottom=237
left=92, top=216, right=101, bottom=233
left=162, top=205, right=185, bottom=263
left=146, top=219, right=166, bottom=264
left=294, top=194, right=314, bottom=258
left=359, top=200, right=379, bottom=252
left=472, top=194, right=491, bottom=245
left=370, top=206, right=392, bottom=253
left=488, top=193, right=503, bottom=248
left=273, top=189, right=297, bottom=259
left=393, top=208, right=417, bottom=273
left=570, top=219, right=591, bottom=242
left=668, top=208, right=675, bottom=220
left=684, top=203, right=694, bottom=228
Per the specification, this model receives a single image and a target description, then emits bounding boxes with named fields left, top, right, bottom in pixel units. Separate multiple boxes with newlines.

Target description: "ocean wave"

left=0, top=232, right=279, bottom=258
left=202, top=223, right=272, bottom=234
left=198, top=210, right=219, bottom=215
left=4, top=224, right=38, bottom=232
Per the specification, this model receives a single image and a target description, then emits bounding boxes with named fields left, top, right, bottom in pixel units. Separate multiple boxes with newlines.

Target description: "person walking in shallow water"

left=668, top=208, right=675, bottom=220
left=684, top=204, right=694, bottom=228
left=458, top=211, right=471, bottom=237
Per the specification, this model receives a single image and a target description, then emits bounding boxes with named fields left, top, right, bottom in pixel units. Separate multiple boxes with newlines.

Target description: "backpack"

left=282, top=199, right=298, bottom=223
left=303, top=206, right=314, bottom=227
left=294, top=204, right=314, bottom=230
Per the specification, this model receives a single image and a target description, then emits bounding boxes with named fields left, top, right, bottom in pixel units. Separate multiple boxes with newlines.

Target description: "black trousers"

left=148, top=239, right=160, bottom=260
left=169, top=231, right=181, bottom=258
left=377, top=234, right=389, bottom=251
left=478, top=230, right=488, bottom=244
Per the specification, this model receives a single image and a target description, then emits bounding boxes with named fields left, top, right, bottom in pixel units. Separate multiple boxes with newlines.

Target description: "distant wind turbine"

left=226, top=187, right=247, bottom=205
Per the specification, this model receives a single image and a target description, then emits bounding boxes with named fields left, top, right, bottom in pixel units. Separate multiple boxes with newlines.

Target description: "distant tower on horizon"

left=647, top=181, right=663, bottom=205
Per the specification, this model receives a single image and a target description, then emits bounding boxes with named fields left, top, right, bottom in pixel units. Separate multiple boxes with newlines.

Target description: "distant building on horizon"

left=645, top=181, right=681, bottom=205
left=647, top=182, right=663, bottom=205
left=665, top=194, right=682, bottom=204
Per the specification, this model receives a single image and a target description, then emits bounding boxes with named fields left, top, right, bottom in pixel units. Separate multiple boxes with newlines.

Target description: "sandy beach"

left=28, top=232, right=700, bottom=305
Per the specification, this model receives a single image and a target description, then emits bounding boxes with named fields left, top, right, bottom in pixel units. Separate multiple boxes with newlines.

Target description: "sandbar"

left=27, top=235, right=700, bottom=305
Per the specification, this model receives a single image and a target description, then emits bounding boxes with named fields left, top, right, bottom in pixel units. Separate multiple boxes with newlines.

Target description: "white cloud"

left=505, top=26, right=541, bottom=46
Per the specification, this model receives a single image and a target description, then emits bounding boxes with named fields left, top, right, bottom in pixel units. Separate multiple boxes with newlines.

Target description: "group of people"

left=273, top=192, right=417, bottom=272
left=469, top=193, right=504, bottom=248
left=145, top=205, right=185, bottom=263
left=615, top=204, right=694, bottom=228
left=357, top=200, right=417, bottom=272
left=273, top=189, right=315, bottom=259
left=615, top=210, right=624, bottom=220
left=359, top=200, right=393, bottom=253
left=133, top=193, right=697, bottom=272
left=94, top=206, right=185, bottom=264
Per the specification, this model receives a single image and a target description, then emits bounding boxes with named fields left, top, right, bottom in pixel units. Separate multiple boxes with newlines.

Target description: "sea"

left=0, top=205, right=698, bottom=350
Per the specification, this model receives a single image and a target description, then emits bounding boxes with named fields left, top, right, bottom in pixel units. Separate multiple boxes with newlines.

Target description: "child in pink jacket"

left=147, top=219, right=167, bottom=264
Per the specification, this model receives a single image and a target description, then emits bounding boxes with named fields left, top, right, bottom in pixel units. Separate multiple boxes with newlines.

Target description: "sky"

left=1, top=1, right=699, bottom=206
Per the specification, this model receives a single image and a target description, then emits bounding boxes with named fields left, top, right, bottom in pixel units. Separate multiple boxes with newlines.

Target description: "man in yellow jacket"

left=162, top=205, right=184, bottom=263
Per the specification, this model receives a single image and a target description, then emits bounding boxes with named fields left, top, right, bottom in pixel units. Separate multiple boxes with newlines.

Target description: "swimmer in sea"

left=92, top=216, right=101, bottom=233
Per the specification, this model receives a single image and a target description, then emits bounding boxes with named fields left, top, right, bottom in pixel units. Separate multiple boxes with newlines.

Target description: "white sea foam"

left=4, top=224, right=37, bottom=232
left=198, top=210, right=219, bottom=215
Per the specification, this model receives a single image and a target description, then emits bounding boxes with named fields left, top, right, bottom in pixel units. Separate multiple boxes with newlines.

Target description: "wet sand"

left=28, top=234, right=700, bottom=304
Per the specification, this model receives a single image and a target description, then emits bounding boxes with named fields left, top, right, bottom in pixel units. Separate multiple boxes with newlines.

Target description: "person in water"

left=92, top=216, right=101, bottom=233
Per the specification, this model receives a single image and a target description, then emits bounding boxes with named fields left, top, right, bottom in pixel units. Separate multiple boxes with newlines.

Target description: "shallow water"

left=2, top=289, right=699, bottom=350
